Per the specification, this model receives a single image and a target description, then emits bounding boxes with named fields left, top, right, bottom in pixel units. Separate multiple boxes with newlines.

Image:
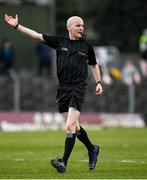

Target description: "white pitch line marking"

left=14, top=159, right=24, bottom=161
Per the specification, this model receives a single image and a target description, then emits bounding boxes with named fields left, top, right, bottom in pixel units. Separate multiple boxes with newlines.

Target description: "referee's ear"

left=67, top=24, right=70, bottom=31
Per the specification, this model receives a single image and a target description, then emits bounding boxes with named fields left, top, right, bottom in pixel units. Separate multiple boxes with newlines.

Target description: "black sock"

left=76, top=126, right=94, bottom=152
left=62, top=133, right=76, bottom=166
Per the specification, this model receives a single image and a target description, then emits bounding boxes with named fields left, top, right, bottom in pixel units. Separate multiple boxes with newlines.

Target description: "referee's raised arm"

left=4, top=14, right=44, bottom=41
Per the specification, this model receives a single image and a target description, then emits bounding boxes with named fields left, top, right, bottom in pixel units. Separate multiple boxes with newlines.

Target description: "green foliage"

left=0, top=128, right=147, bottom=179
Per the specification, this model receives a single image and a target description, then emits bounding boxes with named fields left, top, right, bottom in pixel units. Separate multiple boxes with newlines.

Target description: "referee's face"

left=67, top=18, right=84, bottom=40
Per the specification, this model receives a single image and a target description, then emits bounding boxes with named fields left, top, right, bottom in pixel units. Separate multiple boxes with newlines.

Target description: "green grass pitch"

left=0, top=128, right=147, bottom=179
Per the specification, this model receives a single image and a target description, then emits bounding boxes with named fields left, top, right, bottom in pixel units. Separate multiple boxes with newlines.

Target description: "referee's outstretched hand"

left=95, top=83, right=103, bottom=96
left=4, top=14, right=18, bottom=28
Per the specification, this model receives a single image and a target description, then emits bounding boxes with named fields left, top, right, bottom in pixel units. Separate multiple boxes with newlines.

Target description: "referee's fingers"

left=15, top=14, right=18, bottom=20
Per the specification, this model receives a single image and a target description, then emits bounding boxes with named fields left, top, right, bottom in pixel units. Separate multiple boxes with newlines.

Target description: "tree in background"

left=56, top=0, right=147, bottom=51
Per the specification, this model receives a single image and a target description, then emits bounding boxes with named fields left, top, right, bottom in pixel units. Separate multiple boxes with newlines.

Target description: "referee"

left=4, top=15, right=103, bottom=173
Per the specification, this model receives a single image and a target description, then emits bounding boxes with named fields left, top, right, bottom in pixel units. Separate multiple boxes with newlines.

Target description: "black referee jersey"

left=42, top=34, right=97, bottom=84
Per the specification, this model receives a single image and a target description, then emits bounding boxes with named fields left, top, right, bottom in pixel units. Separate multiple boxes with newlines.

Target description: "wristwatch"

left=96, top=81, right=102, bottom=85
left=14, top=24, right=19, bottom=29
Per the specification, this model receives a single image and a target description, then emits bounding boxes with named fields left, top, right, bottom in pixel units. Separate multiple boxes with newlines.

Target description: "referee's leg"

left=50, top=107, right=80, bottom=173
left=62, top=107, right=80, bottom=166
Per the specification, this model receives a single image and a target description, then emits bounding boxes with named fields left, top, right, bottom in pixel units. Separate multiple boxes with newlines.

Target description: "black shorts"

left=56, top=82, right=87, bottom=113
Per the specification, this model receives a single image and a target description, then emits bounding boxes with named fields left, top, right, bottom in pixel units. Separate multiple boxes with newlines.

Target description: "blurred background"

left=0, top=0, right=147, bottom=131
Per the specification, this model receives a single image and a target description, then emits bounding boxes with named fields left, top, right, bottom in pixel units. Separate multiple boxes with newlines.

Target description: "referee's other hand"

left=95, top=83, right=103, bottom=95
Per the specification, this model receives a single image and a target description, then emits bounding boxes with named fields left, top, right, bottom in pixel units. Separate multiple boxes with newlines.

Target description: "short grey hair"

left=67, top=16, right=83, bottom=26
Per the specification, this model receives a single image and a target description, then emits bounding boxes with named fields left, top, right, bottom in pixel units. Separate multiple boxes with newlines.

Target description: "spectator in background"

left=139, top=29, right=147, bottom=78
left=0, top=38, right=16, bottom=74
left=36, top=42, right=52, bottom=77
left=139, top=43, right=147, bottom=78
left=139, top=29, right=147, bottom=52
left=122, top=59, right=141, bottom=85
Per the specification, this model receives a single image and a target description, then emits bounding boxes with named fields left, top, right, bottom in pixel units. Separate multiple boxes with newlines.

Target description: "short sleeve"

left=42, top=34, right=59, bottom=49
left=87, top=43, right=97, bottom=65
